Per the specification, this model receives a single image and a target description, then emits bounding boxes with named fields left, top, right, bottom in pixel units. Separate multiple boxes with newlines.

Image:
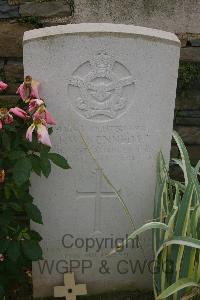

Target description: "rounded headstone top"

left=23, top=23, right=180, bottom=46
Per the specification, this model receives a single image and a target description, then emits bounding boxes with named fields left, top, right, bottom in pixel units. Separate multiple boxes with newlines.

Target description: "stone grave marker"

left=23, top=23, right=180, bottom=297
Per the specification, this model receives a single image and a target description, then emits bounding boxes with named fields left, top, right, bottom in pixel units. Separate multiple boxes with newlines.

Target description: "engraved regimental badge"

left=68, top=51, right=135, bottom=121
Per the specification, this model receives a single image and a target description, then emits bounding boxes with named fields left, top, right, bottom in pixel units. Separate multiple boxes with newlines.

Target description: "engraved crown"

left=91, top=52, right=114, bottom=74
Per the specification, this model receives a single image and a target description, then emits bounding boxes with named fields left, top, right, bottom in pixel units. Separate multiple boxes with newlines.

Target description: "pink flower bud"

left=0, top=254, right=5, bottom=262
left=0, top=170, right=5, bottom=183
left=9, top=107, right=28, bottom=119
left=0, top=81, right=8, bottom=91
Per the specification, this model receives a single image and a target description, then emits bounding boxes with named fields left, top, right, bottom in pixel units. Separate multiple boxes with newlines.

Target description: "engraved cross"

left=76, top=168, right=116, bottom=234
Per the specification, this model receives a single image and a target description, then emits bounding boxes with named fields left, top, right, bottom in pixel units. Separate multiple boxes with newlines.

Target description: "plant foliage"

left=116, top=131, right=200, bottom=300
left=0, top=78, right=70, bottom=299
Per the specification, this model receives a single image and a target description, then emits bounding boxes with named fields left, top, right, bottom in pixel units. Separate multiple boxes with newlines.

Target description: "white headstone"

left=23, top=23, right=180, bottom=297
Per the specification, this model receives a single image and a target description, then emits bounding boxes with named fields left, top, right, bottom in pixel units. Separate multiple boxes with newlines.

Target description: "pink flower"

left=9, top=107, right=28, bottom=119
left=0, top=81, right=8, bottom=91
left=17, top=84, right=27, bottom=100
left=26, top=119, right=52, bottom=147
left=28, top=99, right=44, bottom=113
left=31, top=80, right=40, bottom=99
left=0, top=108, right=13, bottom=129
left=4, top=114, right=13, bottom=124
left=26, top=124, right=35, bottom=142
left=17, top=76, right=40, bottom=101
left=37, top=123, right=52, bottom=147
left=44, top=109, right=56, bottom=125
left=0, top=254, right=4, bottom=262
left=34, top=108, right=56, bottom=125
left=32, top=100, right=56, bottom=125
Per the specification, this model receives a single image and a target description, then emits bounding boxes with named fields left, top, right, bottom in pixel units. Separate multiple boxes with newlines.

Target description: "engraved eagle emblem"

left=68, top=51, right=135, bottom=120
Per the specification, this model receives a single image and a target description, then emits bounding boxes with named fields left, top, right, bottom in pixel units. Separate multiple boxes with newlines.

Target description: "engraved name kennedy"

left=68, top=51, right=135, bottom=121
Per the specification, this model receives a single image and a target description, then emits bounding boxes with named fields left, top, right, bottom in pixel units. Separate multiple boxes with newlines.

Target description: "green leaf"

left=1, top=132, right=11, bottom=150
left=22, top=232, right=31, bottom=240
left=24, top=202, right=43, bottom=224
left=18, top=228, right=30, bottom=241
left=21, top=240, right=43, bottom=261
left=191, top=205, right=200, bottom=238
left=194, top=160, right=200, bottom=176
left=7, top=241, right=20, bottom=262
left=48, top=153, right=70, bottom=169
left=4, top=184, right=11, bottom=199
left=126, top=222, right=170, bottom=255
left=29, top=154, right=41, bottom=176
left=8, top=150, right=26, bottom=160
left=0, top=211, right=12, bottom=226
left=174, top=182, right=194, bottom=236
left=8, top=202, right=23, bottom=212
left=173, top=130, right=200, bottom=203
left=0, top=285, right=4, bottom=299
left=156, top=278, right=200, bottom=299
left=170, top=183, right=195, bottom=281
left=0, top=240, right=9, bottom=253
left=13, top=157, right=32, bottom=186
left=40, top=144, right=51, bottom=153
left=3, top=124, right=16, bottom=132
left=172, top=131, right=192, bottom=185
left=110, top=222, right=170, bottom=255
left=48, top=127, right=53, bottom=135
left=29, top=230, right=42, bottom=241
left=156, top=236, right=200, bottom=260
left=40, top=155, right=51, bottom=177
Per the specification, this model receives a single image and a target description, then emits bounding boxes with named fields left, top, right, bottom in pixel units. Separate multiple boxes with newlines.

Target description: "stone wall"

left=0, top=0, right=199, bottom=171
left=73, top=0, right=200, bottom=33
left=0, top=0, right=73, bottom=106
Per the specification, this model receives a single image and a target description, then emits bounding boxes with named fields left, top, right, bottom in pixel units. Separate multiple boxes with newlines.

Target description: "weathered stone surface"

left=180, top=47, right=200, bottom=62
left=176, top=33, right=200, bottom=47
left=0, top=22, right=34, bottom=57
left=5, top=82, right=19, bottom=94
left=174, top=126, right=200, bottom=145
left=40, top=15, right=73, bottom=26
left=0, top=1, right=19, bottom=18
left=176, top=33, right=188, bottom=47
left=24, top=24, right=180, bottom=297
left=20, top=1, right=71, bottom=18
left=4, top=61, right=23, bottom=82
left=73, top=0, right=200, bottom=33
left=190, top=39, right=200, bottom=47
left=1, top=60, right=23, bottom=91
left=176, top=89, right=200, bottom=110
left=8, top=0, right=31, bottom=5
left=0, top=95, right=18, bottom=106
left=188, top=33, right=200, bottom=41
left=177, top=61, right=200, bottom=90
left=0, top=59, right=4, bottom=69
left=175, top=110, right=200, bottom=126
